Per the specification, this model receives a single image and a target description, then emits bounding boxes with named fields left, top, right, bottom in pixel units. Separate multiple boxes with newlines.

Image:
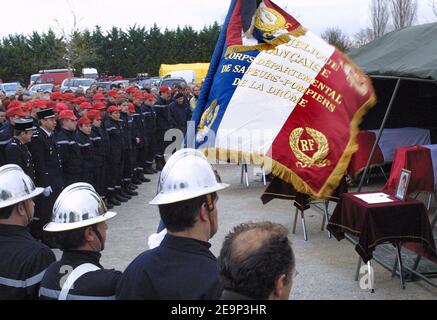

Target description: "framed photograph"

left=395, top=169, right=411, bottom=201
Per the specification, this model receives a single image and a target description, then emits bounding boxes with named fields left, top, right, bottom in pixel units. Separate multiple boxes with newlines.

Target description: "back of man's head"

left=218, top=222, right=295, bottom=300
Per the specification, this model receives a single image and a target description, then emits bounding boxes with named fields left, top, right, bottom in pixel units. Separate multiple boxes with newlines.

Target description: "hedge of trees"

left=0, top=23, right=221, bottom=85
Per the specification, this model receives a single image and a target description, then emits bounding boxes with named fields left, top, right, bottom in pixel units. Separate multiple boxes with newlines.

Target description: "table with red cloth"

left=348, top=131, right=384, bottom=178
left=327, top=192, right=437, bottom=265
left=384, top=145, right=435, bottom=194
left=348, top=128, right=431, bottom=178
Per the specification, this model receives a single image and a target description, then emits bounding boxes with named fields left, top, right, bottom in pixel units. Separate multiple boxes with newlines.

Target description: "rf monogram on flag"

left=290, top=128, right=330, bottom=168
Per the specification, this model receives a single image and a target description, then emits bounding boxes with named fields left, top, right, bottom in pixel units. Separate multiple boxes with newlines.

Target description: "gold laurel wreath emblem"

left=196, top=99, right=220, bottom=143
left=289, top=128, right=331, bottom=168
left=255, top=7, right=287, bottom=38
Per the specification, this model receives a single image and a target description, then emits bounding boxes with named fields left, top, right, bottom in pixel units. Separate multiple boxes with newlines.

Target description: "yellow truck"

left=159, top=63, right=210, bottom=85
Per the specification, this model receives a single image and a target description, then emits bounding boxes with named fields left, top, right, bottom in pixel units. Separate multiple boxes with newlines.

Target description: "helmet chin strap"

left=91, top=224, right=104, bottom=251
left=206, top=194, right=217, bottom=238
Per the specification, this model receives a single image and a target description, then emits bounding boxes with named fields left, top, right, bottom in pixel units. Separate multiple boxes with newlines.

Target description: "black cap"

left=37, top=108, right=55, bottom=120
left=174, top=92, right=184, bottom=100
left=13, top=118, right=35, bottom=131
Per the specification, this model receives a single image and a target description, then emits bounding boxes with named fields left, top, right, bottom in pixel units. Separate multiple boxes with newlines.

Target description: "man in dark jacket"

left=0, top=107, right=27, bottom=165
left=116, top=149, right=229, bottom=300
left=142, top=94, right=158, bottom=174
left=0, top=164, right=56, bottom=300
left=28, top=108, right=64, bottom=246
left=104, top=106, right=129, bottom=205
left=75, top=117, right=95, bottom=185
left=169, top=92, right=192, bottom=137
left=39, top=183, right=121, bottom=300
left=87, top=110, right=110, bottom=207
left=55, top=110, right=82, bottom=186
left=5, top=118, right=36, bottom=180
left=154, top=86, right=173, bottom=171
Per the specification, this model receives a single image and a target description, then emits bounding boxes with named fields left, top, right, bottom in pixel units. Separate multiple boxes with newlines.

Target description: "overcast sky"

left=1, top=0, right=435, bottom=38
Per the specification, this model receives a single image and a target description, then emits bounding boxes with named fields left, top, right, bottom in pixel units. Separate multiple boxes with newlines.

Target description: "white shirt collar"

left=40, top=127, right=53, bottom=137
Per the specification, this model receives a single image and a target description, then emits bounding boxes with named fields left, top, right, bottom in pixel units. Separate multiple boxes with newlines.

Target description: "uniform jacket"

left=28, top=128, right=64, bottom=189
left=116, top=234, right=223, bottom=300
left=0, top=225, right=56, bottom=300
left=39, top=250, right=122, bottom=300
left=55, top=128, right=82, bottom=177
left=5, top=137, right=35, bottom=181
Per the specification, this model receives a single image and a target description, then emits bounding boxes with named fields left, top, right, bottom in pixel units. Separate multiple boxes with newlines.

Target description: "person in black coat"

left=75, top=117, right=95, bottom=185
left=87, top=110, right=108, bottom=206
left=116, top=149, right=229, bottom=300
left=28, top=108, right=64, bottom=246
left=168, top=92, right=192, bottom=137
left=142, top=94, right=158, bottom=174
left=0, top=107, right=27, bottom=166
left=39, top=183, right=121, bottom=300
left=104, top=106, right=129, bottom=206
left=154, top=86, right=173, bottom=171
left=119, top=102, right=138, bottom=198
left=55, top=110, right=82, bottom=186
left=5, top=118, right=36, bottom=180
left=0, top=165, right=56, bottom=300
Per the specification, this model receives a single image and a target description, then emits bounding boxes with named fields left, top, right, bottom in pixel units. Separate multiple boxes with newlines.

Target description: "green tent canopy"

left=349, top=23, right=437, bottom=81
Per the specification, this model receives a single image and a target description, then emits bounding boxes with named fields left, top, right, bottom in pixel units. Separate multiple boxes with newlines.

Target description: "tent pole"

left=357, top=78, right=402, bottom=192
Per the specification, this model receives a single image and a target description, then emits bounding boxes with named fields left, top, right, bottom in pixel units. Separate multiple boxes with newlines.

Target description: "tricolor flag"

left=190, top=0, right=376, bottom=199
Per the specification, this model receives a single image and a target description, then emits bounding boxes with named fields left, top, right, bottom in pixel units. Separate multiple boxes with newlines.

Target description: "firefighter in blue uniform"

left=87, top=110, right=112, bottom=209
left=154, top=86, right=173, bottom=171
left=28, top=108, right=64, bottom=246
left=39, top=183, right=121, bottom=300
left=5, top=118, right=36, bottom=180
left=104, top=106, right=129, bottom=205
left=131, top=94, right=151, bottom=182
left=55, top=110, right=82, bottom=186
left=116, top=149, right=229, bottom=300
left=75, top=117, right=95, bottom=185
left=142, top=93, right=158, bottom=174
left=0, top=164, right=56, bottom=299
left=119, top=101, right=138, bottom=198
left=0, top=107, right=27, bottom=166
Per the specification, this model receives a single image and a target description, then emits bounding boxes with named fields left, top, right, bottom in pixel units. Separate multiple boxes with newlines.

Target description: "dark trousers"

left=30, top=188, right=62, bottom=248
left=123, top=148, right=133, bottom=181
left=93, top=164, right=105, bottom=196
left=145, top=133, right=156, bottom=167
left=80, top=169, right=94, bottom=186
left=64, top=173, right=80, bottom=187
left=108, top=155, right=123, bottom=189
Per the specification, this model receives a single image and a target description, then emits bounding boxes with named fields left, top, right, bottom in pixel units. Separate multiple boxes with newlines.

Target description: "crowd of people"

left=0, top=81, right=197, bottom=244
left=0, top=81, right=296, bottom=301
left=0, top=149, right=296, bottom=300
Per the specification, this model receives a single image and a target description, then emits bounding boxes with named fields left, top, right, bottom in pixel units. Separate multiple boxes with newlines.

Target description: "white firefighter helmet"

left=44, top=183, right=117, bottom=232
left=0, top=164, right=44, bottom=209
left=149, top=148, right=229, bottom=205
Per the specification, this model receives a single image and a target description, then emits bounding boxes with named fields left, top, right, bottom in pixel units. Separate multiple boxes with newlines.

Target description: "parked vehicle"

left=111, top=80, right=140, bottom=89
left=0, top=82, right=24, bottom=97
left=61, top=78, right=96, bottom=92
left=158, top=77, right=187, bottom=89
left=33, top=69, right=74, bottom=87
left=29, top=73, right=41, bottom=87
left=159, top=63, right=209, bottom=85
left=138, top=77, right=160, bottom=89
left=82, top=68, right=99, bottom=79
left=96, top=81, right=113, bottom=91
left=28, top=84, right=54, bottom=95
